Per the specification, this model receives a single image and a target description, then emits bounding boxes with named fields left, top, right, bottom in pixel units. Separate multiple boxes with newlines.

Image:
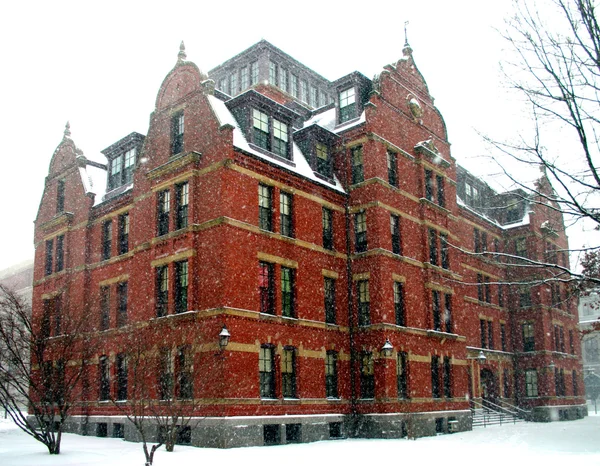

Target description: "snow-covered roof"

left=207, top=95, right=345, bottom=193
left=304, top=107, right=366, bottom=134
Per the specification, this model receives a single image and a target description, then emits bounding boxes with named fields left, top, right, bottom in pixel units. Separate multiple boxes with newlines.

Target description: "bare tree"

left=110, top=328, right=204, bottom=465
left=476, top=0, right=600, bottom=286
left=0, top=284, right=92, bottom=454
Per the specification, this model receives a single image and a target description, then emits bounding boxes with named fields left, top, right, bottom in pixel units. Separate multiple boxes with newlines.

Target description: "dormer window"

left=316, top=143, right=331, bottom=178
left=273, top=120, right=289, bottom=158
left=339, top=87, right=357, bottom=123
left=171, top=111, right=184, bottom=155
left=101, top=132, right=145, bottom=196
left=251, top=109, right=291, bottom=161
left=253, top=110, right=269, bottom=149
left=108, top=147, right=136, bottom=190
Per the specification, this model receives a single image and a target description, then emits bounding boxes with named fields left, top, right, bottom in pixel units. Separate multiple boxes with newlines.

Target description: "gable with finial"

left=49, top=122, right=84, bottom=175
left=155, top=41, right=208, bottom=111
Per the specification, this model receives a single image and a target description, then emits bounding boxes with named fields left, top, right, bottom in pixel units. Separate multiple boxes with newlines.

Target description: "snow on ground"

left=1, top=415, right=600, bottom=466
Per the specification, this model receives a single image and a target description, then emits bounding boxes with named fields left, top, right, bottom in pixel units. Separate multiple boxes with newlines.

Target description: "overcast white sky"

left=0, top=0, right=593, bottom=270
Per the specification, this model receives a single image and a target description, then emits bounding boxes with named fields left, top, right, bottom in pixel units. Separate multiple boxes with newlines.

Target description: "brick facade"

left=32, top=41, right=586, bottom=447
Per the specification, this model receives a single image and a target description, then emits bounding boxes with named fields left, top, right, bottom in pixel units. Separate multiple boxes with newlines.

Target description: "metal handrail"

left=470, top=399, right=527, bottom=427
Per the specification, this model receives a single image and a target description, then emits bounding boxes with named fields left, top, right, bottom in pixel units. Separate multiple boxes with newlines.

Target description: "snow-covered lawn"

left=1, top=415, right=600, bottom=466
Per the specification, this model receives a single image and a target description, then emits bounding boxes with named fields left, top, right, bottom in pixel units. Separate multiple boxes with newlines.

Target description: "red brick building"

left=32, top=40, right=586, bottom=447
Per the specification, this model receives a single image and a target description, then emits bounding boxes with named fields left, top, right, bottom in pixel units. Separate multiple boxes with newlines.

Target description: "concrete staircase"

left=471, top=399, right=530, bottom=428
left=471, top=408, right=524, bottom=427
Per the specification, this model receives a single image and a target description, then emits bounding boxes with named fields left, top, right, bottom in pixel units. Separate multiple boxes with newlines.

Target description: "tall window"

left=573, top=370, right=578, bottom=396
left=339, top=87, right=357, bottom=123
left=436, top=175, right=445, bottom=208
left=159, top=348, right=173, bottom=400
left=175, top=261, right=188, bottom=314
left=300, top=80, right=308, bottom=103
left=109, top=156, right=122, bottom=190
left=480, top=319, right=487, bottom=348
left=258, top=184, right=273, bottom=231
left=99, top=355, right=110, bottom=401
left=279, top=68, right=288, bottom=92
left=440, top=233, right=449, bottom=269
left=428, top=229, right=438, bottom=266
left=157, top=190, right=170, bottom=236
left=515, top=237, right=527, bottom=258
left=322, top=207, right=333, bottom=250
left=310, top=86, right=318, bottom=107
left=240, top=66, right=249, bottom=90
left=272, top=119, right=289, bottom=158
left=123, top=148, right=135, bottom=185
left=102, top=221, right=112, bottom=260
left=177, top=345, right=193, bottom=400
left=175, top=182, right=189, bottom=230
left=394, top=282, right=405, bottom=326
left=250, top=61, right=259, bottom=85
left=501, top=323, right=507, bottom=351
left=387, top=151, right=398, bottom=187
left=444, top=294, right=453, bottom=333
left=290, top=74, right=298, bottom=98
left=280, top=192, right=293, bottom=237
left=259, top=262, right=275, bottom=314
left=325, top=351, right=338, bottom=398
left=45, top=239, right=53, bottom=276
left=443, top=356, right=452, bottom=398
left=172, top=112, right=184, bottom=155
left=117, top=281, right=128, bottom=327
left=432, top=290, right=441, bottom=331
left=324, top=277, right=336, bottom=324
left=474, top=228, right=481, bottom=253
left=355, top=211, right=367, bottom=253
left=425, top=169, right=434, bottom=201
left=253, top=109, right=269, bottom=150
left=431, top=355, right=440, bottom=398
left=498, top=284, right=504, bottom=307
left=391, top=214, right=401, bottom=255
left=360, top=352, right=374, bottom=398
left=519, top=287, right=532, bottom=308
left=487, top=321, right=494, bottom=350
left=522, top=322, right=535, bottom=352
left=397, top=352, right=408, bottom=399
left=118, top=213, right=129, bottom=255
left=269, top=61, right=278, bottom=85
left=281, top=267, right=295, bottom=318
left=357, top=280, right=370, bottom=326
left=259, top=346, right=275, bottom=398
left=351, top=146, right=364, bottom=184
left=100, top=286, right=110, bottom=330
left=229, top=72, right=238, bottom=95
left=57, top=180, right=65, bottom=213
left=116, top=353, right=128, bottom=401
left=316, top=142, right=331, bottom=178
left=525, top=369, right=538, bottom=397
left=281, top=348, right=297, bottom=398
left=55, top=235, right=64, bottom=272
left=156, top=266, right=169, bottom=317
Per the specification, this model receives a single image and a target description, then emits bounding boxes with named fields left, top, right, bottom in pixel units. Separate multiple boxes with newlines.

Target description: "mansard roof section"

left=155, top=44, right=207, bottom=111
left=208, top=39, right=331, bottom=86
left=456, top=164, right=531, bottom=228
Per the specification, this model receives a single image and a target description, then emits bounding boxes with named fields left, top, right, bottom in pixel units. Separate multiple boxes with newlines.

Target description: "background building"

left=31, top=40, right=586, bottom=447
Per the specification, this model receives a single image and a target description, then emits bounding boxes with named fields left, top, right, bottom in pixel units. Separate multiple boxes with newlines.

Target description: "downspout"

left=342, top=138, right=358, bottom=432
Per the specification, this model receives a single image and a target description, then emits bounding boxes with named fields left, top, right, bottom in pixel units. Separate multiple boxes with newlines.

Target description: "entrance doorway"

left=480, top=368, right=498, bottom=405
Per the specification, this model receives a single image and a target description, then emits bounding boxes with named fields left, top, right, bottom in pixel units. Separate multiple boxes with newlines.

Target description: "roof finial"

left=178, top=41, right=187, bottom=63
left=403, top=21, right=413, bottom=56
left=64, top=121, right=71, bottom=138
